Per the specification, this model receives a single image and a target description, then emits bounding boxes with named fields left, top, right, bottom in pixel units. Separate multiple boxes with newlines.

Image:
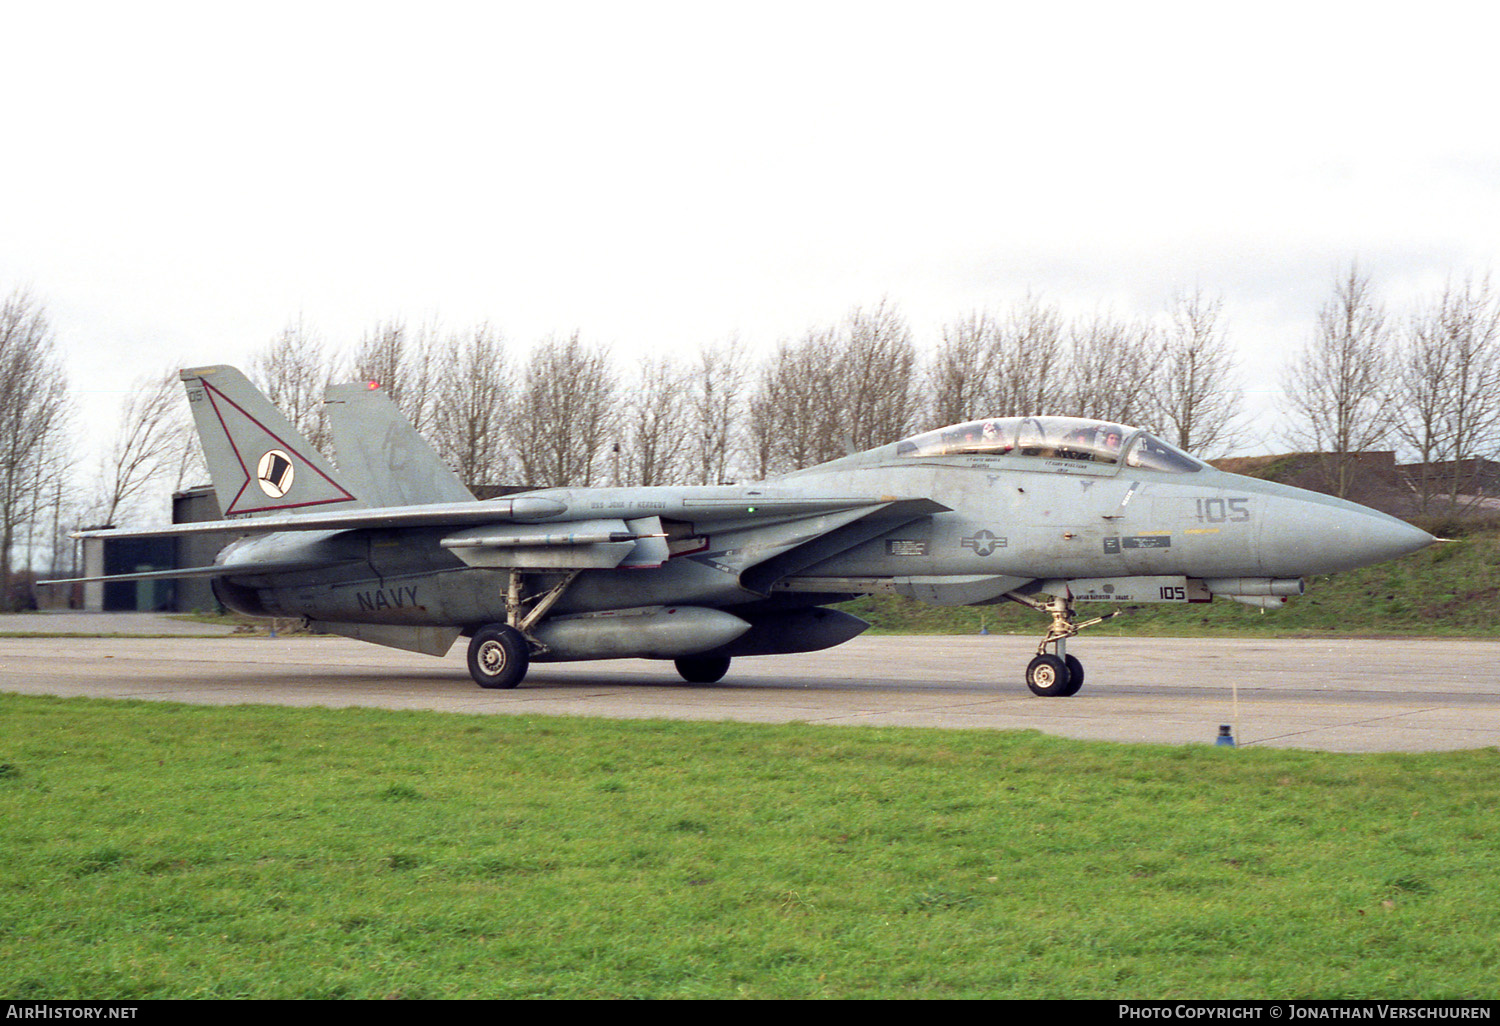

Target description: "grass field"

left=3, top=693, right=1498, bottom=999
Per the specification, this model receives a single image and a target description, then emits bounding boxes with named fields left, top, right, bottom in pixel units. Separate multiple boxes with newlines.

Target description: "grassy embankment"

left=3, top=693, right=1498, bottom=999
left=844, top=521, right=1500, bottom=638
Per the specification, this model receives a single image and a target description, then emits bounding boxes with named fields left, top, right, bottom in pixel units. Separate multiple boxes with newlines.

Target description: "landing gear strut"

left=1008, top=587, right=1122, bottom=697
left=465, top=569, right=580, bottom=689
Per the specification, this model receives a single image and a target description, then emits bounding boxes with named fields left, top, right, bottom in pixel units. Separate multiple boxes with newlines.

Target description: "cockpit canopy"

left=893, top=416, right=1204, bottom=473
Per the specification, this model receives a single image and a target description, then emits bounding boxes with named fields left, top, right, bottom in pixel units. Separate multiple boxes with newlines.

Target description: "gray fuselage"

left=217, top=442, right=1432, bottom=632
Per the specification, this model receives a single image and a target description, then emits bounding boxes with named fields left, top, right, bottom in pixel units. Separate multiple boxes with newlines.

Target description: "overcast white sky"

left=5, top=1, right=1500, bottom=458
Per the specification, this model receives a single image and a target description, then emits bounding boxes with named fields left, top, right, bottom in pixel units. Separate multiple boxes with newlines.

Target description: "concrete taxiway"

left=0, top=618, right=1496, bottom=752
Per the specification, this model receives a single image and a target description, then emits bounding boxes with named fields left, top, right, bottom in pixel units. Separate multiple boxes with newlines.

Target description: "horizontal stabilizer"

left=72, top=496, right=570, bottom=541
left=40, top=558, right=363, bottom=587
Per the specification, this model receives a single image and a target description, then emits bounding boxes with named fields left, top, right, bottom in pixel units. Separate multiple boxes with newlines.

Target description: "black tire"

left=1060, top=654, right=1085, bottom=696
left=1025, top=654, right=1074, bottom=697
left=467, top=624, right=529, bottom=689
left=674, top=655, right=731, bottom=684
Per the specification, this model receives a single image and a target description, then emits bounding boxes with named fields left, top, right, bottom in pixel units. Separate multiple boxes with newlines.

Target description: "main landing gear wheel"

left=468, top=624, right=530, bottom=689
left=674, top=655, right=731, bottom=684
left=1026, top=654, right=1081, bottom=697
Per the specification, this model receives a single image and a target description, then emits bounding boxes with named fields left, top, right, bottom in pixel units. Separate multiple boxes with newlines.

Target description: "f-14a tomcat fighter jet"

left=66, top=366, right=1436, bottom=696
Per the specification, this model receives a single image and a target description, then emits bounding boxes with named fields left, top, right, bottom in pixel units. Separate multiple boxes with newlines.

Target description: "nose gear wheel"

left=1006, top=587, right=1125, bottom=698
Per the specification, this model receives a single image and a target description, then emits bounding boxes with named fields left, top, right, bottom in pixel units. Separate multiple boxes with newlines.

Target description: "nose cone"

left=1328, top=511, right=1437, bottom=571
left=1269, top=500, right=1437, bottom=576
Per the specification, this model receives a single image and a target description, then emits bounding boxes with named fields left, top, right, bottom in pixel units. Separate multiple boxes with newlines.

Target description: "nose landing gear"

left=1009, top=586, right=1122, bottom=697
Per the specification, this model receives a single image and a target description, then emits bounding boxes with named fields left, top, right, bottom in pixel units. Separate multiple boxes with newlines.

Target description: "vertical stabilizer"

left=181, top=366, right=363, bottom=517
left=324, top=382, right=476, bottom=507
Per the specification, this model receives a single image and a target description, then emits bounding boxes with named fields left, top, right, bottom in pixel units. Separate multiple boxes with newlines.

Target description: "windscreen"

left=1124, top=433, right=1204, bottom=473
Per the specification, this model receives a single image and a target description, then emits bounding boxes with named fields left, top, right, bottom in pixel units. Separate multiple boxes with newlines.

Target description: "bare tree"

left=993, top=295, right=1068, bottom=418
left=349, top=319, right=403, bottom=392
left=161, top=411, right=207, bottom=494
left=250, top=316, right=335, bottom=456
left=744, top=357, right=781, bottom=481
left=1065, top=311, right=1157, bottom=425
left=1393, top=275, right=1500, bottom=511
left=429, top=324, right=511, bottom=487
left=39, top=434, right=79, bottom=577
left=0, top=289, right=71, bottom=609
left=349, top=317, right=441, bottom=435
left=616, top=355, right=692, bottom=486
left=1282, top=267, right=1393, bottom=496
left=687, top=338, right=747, bottom=485
left=1151, top=288, right=1241, bottom=456
left=933, top=300, right=1141, bottom=429
left=506, top=332, right=617, bottom=487
left=746, top=328, right=840, bottom=475
left=89, top=369, right=183, bottom=526
left=746, top=302, right=920, bottom=476
left=929, top=311, right=998, bottom=428
left=833, top=299, right=920, bottom=452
